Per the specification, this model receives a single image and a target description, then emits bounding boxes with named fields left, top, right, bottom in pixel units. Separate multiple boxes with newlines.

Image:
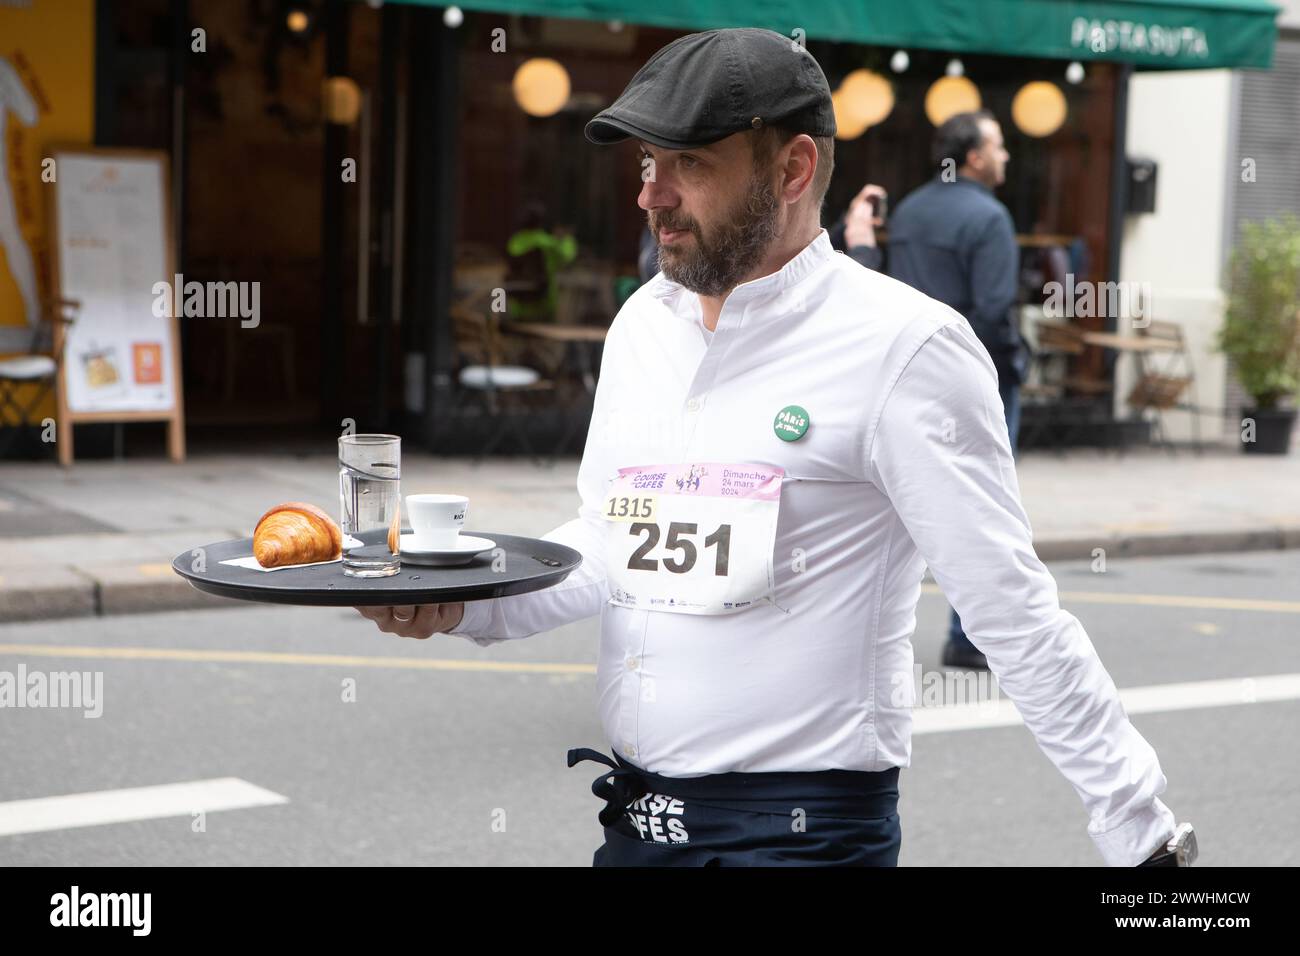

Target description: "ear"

left=779, top=134, right=818, bottom=204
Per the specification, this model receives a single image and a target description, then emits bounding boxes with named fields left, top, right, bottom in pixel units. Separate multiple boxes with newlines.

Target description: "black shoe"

left=942, top=641, right=989, bottom=670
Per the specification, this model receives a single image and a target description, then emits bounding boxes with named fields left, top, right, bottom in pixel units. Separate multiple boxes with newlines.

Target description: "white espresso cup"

left=406, top=494, right=468, bottom=549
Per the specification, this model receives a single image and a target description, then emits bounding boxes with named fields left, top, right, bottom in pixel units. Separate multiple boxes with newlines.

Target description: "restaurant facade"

left=0, top=0, right=1283, bottom=456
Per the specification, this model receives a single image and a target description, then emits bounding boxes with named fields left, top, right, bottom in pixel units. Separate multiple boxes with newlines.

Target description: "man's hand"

left=354, top=603, right=465, bottom=640
left=844, top=183, right=886, bottom=249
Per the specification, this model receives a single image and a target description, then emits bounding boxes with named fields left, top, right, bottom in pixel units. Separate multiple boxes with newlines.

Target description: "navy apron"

left=568, top=747, right=902, bottom=867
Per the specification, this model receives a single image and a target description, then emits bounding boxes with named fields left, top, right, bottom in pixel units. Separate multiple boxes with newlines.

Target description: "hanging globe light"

left=512, top=58, right=571, bottom=117
left=1012, top=81, right=1068, bottom=137
left=924, top=75, right=981, bottom=126
left=839, top=69, right=895, bottom=127
left=323, top=75, right=362, bottom=125
left=831, top=89, right=870, bottom=140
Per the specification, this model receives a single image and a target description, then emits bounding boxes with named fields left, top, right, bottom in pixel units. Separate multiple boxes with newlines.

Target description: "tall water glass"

left=339, top=434, right=401, bottom=577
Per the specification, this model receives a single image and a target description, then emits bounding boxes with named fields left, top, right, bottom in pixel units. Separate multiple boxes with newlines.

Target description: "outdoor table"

left=500, top=321, right=608, bottom=393
left=499, top=322, right=608, bottom=343
left=1080, top=331, right=1192, bottom=447
left=1080, top=332, right=1180, bottom=352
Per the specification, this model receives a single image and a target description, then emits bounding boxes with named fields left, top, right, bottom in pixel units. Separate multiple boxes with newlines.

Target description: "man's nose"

left=637, top=171, right=676, bottom=213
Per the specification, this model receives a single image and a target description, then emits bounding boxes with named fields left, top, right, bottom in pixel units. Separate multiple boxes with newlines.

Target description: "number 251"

left=627, top=522, right=730, bottom=576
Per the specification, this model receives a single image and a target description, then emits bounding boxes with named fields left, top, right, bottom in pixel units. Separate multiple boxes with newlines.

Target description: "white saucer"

left=400, top=533, right=496, bottom=566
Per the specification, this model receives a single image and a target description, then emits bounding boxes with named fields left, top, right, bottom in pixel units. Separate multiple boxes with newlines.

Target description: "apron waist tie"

left=568, top=747, right=903, bottom=822
left=567, top=747, right=647, bottom=827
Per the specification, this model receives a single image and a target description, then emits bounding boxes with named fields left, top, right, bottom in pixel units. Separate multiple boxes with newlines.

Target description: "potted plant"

left=1219, top=215, right=1300, bottom=454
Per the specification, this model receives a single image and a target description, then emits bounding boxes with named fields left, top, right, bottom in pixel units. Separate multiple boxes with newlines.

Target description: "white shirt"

left=451, top=229, right=1176, bottom=866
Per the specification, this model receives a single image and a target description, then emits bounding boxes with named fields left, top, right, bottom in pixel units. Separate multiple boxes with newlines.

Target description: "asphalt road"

left=1, top=549, right=1297, bottom=866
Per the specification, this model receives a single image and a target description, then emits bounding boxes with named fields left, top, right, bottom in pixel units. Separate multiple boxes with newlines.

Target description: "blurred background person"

left=504, top=200, right=576, bottom=374
left=506, top=199, right=577, bottom=322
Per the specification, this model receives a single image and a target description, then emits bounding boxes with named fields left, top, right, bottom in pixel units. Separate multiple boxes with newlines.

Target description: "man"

left=835, top=111, right=1025, bottom=671
left=505, top=200, right=577, bottom=322
left=357, top=29, right=1187, bottom=868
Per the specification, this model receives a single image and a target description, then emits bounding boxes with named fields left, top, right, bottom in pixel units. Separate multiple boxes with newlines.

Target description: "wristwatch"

left=1138, top=822, right=1198, bottom=867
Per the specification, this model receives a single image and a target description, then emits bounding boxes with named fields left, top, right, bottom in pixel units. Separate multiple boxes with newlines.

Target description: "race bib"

left=604, top=462, right=783, bottom=615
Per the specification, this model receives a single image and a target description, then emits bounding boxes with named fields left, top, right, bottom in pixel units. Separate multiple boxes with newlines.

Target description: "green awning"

left=403, top=0, right=1280, bottom=70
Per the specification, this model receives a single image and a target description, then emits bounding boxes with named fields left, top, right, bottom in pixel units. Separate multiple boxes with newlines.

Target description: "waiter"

left=357, top=29, right=1194, bottom=869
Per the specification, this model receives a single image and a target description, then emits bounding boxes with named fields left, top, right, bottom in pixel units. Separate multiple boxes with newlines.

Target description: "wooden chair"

left=1033, top=321, right=1113, bottom=397
left=1126, top=320, right=1200, bottom=453
left=451, top=259, right=597, bottom=461
left=0, top=297, right=79, bottom=458
left=449, top=303, right=555, bottom=464
left=554, top=262, right=619, bottom=326
left=1020, top=320, right=1108, bottom=451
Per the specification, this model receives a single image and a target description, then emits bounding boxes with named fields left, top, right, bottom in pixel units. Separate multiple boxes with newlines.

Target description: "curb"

left=81, top=561, right=231, bottom=616
left=0, top=566, right=97, bottom=622
left=1032, top=526, right=1300, bottom=562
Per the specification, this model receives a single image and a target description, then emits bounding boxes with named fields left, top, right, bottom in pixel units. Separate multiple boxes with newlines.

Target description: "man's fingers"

left=354, top=606, right=403, bottom=633
left=388, top=605, right=443, bottom=640
left=851, top=183, right=883, bottom=204
left=355, top=604, right=452, bottom=640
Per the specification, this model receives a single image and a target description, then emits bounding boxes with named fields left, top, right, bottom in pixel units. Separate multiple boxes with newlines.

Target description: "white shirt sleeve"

left=444, top=329, right=620, bottom=647
left=445, top=505, right=608, bottom=646
left=867, top=316, right=1177, bottom=866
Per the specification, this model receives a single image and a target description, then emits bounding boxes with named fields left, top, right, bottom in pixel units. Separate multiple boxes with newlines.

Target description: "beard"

left=649, top=171, right=782, bottom=297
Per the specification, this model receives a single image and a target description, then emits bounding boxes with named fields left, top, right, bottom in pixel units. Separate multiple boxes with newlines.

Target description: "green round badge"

left=773, top=404, right=810, bottom=442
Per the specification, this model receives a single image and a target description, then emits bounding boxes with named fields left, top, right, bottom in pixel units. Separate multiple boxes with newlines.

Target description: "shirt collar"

left=646, top=229, right=833, bottom=318
left=946, top=173, right=992, bottom=194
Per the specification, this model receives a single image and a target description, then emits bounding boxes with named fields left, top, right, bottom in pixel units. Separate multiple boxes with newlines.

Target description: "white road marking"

left=912, top=673, right=1300, bottom=734
left=0, top=777, right=288, bottom=838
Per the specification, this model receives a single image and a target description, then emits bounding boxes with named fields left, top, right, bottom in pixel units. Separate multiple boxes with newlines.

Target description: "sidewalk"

left=1, top=447, right=1298, bottom=622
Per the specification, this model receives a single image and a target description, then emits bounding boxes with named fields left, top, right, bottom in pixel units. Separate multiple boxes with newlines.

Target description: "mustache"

left=648, top=212, right=699, bottom=236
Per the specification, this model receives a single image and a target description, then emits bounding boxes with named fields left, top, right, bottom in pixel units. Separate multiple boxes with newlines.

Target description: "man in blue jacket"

left=834, top=110, right=1024, bottom=670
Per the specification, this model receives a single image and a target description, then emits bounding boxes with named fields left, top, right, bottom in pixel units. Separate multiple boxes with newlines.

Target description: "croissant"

left=252, top=502, right=342, bottom=568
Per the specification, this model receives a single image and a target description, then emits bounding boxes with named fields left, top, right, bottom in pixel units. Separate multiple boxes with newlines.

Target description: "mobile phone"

left=868, top=192, right=889, bottom=224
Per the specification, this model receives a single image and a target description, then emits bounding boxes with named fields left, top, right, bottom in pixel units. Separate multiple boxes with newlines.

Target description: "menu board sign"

left=49, top=149, right=184, bottom=463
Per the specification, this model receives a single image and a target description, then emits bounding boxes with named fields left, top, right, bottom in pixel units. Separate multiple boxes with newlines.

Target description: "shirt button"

left=623, top=743, right=637, bottom=758
left=625, top=655, right=640, bottom=671
left=685, top=398, right=700, bottom=413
